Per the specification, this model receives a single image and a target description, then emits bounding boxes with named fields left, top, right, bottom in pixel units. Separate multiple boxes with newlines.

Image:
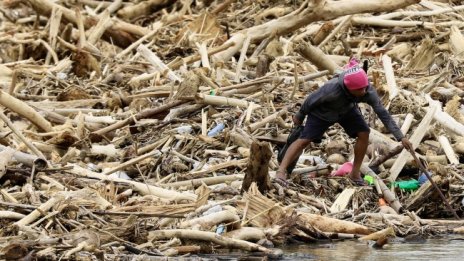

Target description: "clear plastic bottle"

left=216, top=224, right=226, bottom=235
left=418, top=171, right=431, bottom=185
left=207, top=122, right=225, bottom=137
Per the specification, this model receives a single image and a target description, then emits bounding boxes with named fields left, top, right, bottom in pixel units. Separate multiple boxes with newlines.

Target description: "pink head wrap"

left=343, top=66, right=368, bottom=90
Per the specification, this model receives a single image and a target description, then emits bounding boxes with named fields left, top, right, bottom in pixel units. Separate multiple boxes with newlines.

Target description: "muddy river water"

left=194, top=235, right=464, bottom=260
left=281, top=235, right=464, bottom=260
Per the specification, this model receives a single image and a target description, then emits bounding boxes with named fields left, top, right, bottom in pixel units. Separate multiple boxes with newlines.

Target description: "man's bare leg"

left=349, top=131, right=369, bottom=181
left=276, top=138, right=312, bottom=180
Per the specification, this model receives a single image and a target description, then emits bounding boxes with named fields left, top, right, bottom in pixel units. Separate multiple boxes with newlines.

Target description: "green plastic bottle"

left=394, top=180, right=420, bottom=191
left=364, top=175, right=374, bottom=185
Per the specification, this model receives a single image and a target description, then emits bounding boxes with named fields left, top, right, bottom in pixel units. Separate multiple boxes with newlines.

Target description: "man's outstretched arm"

left=366, top=89, right=413, bottom=150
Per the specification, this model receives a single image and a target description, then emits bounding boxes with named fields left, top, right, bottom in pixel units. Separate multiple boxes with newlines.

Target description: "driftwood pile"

left=2, top=0, right=464, bottom=259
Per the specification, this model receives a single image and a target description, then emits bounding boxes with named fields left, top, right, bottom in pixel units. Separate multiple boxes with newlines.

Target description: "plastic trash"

left=108, top=171, right=131, bottom=180
left=200, top=163, right=210, bottom=171
left=207, top=122, right=225, bottom=137
left=57, top=72, right=67, bottom=80
left=191, top=161, right=202, bottom=170
left=364, top=175, right=374, bottom=185
left=330, top=162, right=353, bottom=177
left=394, top=180, right=420, bottom=191
left=378, top=198, right=387, bottom=206
left=418, top=171, right=431, bottom=185
left=216, top=224, right=226, bottom=235
left=87, top=163, right=100, bottom=172
left=203, top=205, right=222, bottom=216
left=176, top=125, right=193, bottom=134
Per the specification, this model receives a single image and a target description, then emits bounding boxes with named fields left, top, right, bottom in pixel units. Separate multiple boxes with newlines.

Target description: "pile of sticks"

left=1, top=0, right=464, bottom=259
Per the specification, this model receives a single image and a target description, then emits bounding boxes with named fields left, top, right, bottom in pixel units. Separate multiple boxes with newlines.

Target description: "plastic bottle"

left=364, top=175, right=374, bottom=185
left=378, top=198, right=387, bottom=206
left=418, top=171, right=431, bottom=185
left=176, top=125, right=193, bottom=134
left=395, top=180, right=420, bottom=191
left=216, top=224, right=226, bottom=235
left=330, top=162, right=353, bottom=177
left=207, top=122, right=225, bottom=137
left=57, top=72, right=68, bottom=80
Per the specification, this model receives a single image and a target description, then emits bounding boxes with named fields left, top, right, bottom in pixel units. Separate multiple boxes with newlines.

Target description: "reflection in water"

left=282, top=236, right=464, bottom=261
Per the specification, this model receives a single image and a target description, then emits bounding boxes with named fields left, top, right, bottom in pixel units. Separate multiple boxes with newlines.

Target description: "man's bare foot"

left=348, top=173, right=367, bottom=186
left=276, top=170, right=287, bottom=180
left=274, top=170, right=289, bottom=187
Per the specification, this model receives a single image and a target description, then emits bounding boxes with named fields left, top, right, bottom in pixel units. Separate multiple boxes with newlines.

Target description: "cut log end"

left=241, top=141, right=272, bottom=194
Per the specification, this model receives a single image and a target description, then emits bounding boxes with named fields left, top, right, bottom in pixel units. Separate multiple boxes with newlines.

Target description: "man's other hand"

left=401, top=138, right=413, bottom=151
left=292, top=115, right=302, bottom=126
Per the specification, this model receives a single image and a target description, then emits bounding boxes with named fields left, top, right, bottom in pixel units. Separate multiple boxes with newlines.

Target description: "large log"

left=70, top=164, right=197, bottom=202
left=179, top=209, right=240, bottom=230
left=0, top=90, right=52, bottom=132
left=160, top=174, right=244, bottom=189
left=359, top=227, right=395, bottom=241
left=426, top=95, right=464, bottom=136
left=248, top=109, right=286, bottom=132
left=438, top=135, right=459, bottom=164
left=295, top=41, right=340, bottom=74
left=225, top=227, right=266, bottom=242
left=148, top=229, right=281, bottom=256
left=297, top=212, right=371, bottom=235
left=0, top=110, right=47, bottom=161
left=400, top=113, right=414, bottom=135
left=0, top=145, right=47, bottom=169
left=382, top=54, right=399, bottom=101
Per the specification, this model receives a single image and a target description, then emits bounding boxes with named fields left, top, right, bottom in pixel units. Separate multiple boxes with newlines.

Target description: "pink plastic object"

left=331, top=162, right=353, bottom=177
left=343, top=57, right=360, bottom=69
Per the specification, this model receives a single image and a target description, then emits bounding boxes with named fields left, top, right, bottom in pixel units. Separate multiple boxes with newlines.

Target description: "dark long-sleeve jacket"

left=295, top=75, right=404, bottom=141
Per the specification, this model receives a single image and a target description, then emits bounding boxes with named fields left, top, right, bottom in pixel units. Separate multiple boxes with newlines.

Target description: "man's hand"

left=292, top=115, right=302, bottom=126
left=401, top=138, right=413, bottom=151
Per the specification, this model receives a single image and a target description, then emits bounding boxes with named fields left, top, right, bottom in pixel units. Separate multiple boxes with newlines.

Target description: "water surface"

left=282, top=236, right=464, bottom=261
